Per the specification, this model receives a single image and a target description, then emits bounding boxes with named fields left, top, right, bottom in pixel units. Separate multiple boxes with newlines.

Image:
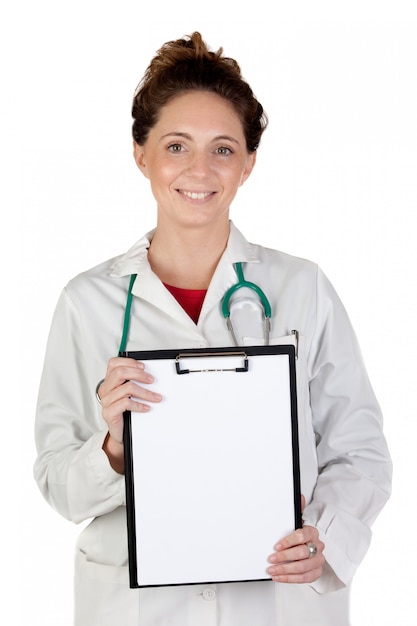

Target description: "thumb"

left=301, top=494, right=306, bottom=513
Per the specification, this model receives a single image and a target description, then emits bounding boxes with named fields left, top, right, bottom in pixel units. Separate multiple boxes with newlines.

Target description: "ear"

left=133, top=141, right=149, bottom=179
left=239, top=151, right=257, bottom=187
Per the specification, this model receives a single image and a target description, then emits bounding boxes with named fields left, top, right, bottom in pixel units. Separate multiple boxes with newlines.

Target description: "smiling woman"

left=33, top=31, right=392, bottom=626
left=133, top=90, right=256, bottom=276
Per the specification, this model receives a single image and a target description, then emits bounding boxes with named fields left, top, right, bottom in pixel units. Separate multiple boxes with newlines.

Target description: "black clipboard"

left=123, top=345, right=302, bottom=588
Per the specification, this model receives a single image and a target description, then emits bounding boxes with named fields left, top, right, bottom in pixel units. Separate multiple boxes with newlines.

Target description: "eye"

left=167, top=143, right=184, bottom=153
left=216, top=146, right=233, bottom=156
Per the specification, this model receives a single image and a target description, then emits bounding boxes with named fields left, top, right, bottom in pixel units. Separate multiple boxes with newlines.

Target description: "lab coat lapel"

left=199, top=221, right=260, bottom=321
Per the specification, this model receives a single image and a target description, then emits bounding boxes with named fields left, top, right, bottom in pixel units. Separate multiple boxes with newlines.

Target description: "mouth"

left=177, top=189, right=215, bottom=201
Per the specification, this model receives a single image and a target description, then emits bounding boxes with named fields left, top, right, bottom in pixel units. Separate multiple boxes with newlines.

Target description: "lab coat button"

left=202, top=587, right=216, bottom=601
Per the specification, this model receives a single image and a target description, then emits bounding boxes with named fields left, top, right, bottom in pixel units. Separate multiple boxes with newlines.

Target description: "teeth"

left=182, top=190, right=211, bottom=200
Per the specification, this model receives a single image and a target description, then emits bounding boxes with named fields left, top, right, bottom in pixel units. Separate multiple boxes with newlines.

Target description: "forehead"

left=156, top=91, right=244, bottom=133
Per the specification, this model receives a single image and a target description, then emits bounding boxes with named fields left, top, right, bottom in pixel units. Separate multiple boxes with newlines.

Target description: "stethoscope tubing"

left=119, top=262, right=272, bottom=353
left=222, top=262, right=272, bottom=346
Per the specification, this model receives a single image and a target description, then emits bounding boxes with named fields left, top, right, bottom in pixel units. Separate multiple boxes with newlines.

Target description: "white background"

left=6, top=1, right=416, bottom=624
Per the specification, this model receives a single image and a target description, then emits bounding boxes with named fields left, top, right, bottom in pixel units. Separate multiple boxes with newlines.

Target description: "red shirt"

left=164, top=284, right=207, bottom=324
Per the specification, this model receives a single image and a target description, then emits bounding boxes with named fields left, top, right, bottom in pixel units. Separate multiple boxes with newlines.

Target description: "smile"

left=178, top=190, right=214, bottom=200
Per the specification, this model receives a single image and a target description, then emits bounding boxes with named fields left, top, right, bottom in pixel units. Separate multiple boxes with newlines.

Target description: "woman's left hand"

left=266, top=525, right=325, bottom=584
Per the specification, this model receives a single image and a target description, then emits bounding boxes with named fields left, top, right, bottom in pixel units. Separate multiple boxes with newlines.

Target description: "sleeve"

left=302, top=267, right=392, bottom=593
left=33, top=288, right=126, bottom=524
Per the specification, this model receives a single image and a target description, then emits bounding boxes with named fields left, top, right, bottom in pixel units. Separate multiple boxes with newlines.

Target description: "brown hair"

left=132, top=32, right=268, bottom=152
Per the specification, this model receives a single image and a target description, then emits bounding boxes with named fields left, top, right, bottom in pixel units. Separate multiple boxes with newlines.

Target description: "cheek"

left=214, top=163, right=244, bottom=184
left=149, top=163, right=175, bottom=188
left=232, top=167, right=250, bottom=189
left=159, top=160, right=182, bottom=180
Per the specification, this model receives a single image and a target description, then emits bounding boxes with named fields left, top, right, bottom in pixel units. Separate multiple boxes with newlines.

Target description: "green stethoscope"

left=118, top=262, right=272, bottom=354
left=221, top=262, right=271, bottom=346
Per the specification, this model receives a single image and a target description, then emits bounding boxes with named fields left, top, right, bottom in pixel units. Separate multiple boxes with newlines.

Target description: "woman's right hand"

left=97, top=357, right=162, bottom=472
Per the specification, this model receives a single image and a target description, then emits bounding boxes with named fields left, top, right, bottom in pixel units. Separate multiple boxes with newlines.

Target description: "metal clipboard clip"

left=175, top=351, right=249, bottom=375
left=291, top=329, right=299, bottom=359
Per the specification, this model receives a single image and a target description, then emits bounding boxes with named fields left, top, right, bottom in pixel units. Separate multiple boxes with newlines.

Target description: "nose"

left=186, top=150, right=211, bottom=179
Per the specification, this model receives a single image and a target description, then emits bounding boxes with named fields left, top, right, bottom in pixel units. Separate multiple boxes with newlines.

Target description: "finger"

left=99, top=359, right=158, bottom=404
left=267, top=544, right=326, bottom=583
left=273, top=526, right=318, bottom=552
left=269, top=542, right=313, bottom=564
left=102, top=364, right=151, bottom=394
left=268, top=538, right=324, bottom=566
left=103, top=391, right=160, bottom=418
left=269, top=564, right=325, bottom=584
left=102, top=393, right=159, bottom=444
left=106, top=356, right=145, bottom=375
left=268, top=526, right=324, bottom=566
left=101, top=379, right=162, bottom=408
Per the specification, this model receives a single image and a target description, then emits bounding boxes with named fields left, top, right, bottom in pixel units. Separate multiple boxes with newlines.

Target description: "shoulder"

left=254, top=241, right=318, bottom=271
left=66, top=255, right=124, bottom=292
left=248, top=241, right=321, bottom=292
left=62, top=253, right=133, bottom=319
left=229, top=221, right=319, bottom=278
left=63, top=230, right=153, bottom=300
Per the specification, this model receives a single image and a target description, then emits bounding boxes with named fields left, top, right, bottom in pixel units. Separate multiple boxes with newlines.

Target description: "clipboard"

left=123, top=345, right=302, bottom=589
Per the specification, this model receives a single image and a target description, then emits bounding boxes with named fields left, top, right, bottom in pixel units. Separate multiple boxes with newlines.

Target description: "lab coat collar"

left=226, top=221, right=260, bottom=265
left=109, top=221, right=260, bottom=279
left=110, top=229, right=155, bottom=278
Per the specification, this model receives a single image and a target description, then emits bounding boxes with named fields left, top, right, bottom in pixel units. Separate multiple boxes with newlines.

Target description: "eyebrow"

left=160, top=132, right=241, bottom=145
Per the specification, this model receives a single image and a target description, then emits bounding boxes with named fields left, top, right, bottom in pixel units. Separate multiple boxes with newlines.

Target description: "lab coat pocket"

left=242, top=332, right=297, bottom=349
left=74, top=549, right=139, bottom=626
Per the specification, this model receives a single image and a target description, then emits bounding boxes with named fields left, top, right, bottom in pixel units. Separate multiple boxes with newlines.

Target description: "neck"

left=148, top=222, right=230, bottom=289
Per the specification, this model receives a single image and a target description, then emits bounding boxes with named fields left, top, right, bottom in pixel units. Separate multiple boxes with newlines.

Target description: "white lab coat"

left=34, top=222, right=392, bottom=625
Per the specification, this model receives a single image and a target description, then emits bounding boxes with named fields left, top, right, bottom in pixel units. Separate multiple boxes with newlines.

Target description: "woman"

left=34, top=32, right=392, bottom=625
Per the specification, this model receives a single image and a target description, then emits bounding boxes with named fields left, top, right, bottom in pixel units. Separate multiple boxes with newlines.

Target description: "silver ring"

left=95, top=379, right=105, bottom=404
left=307, top=542, right=317, bottom=558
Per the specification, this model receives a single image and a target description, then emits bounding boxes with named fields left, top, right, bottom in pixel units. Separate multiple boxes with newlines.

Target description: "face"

left=133, top=91, right=256, bottom=230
